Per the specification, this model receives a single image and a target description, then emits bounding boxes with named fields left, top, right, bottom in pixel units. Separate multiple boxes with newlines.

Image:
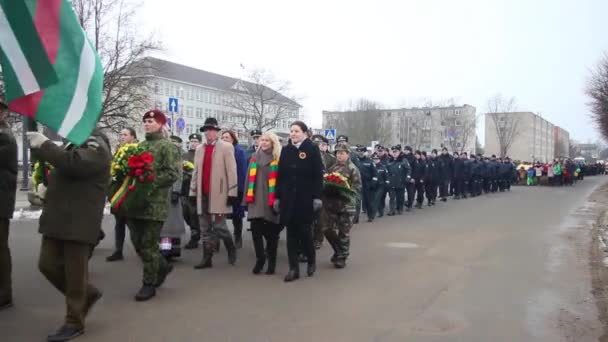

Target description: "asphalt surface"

left=2, top=177, right=608, bottom=342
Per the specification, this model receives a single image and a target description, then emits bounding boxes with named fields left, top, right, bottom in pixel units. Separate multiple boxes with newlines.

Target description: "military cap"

left=404, top=145, right=412, bottom=151
left=142, top=109, right=167, bottom=125
left=312, top=134, right=329, bottom=144
left=356, top=145, right=367, bottom=152
left=391, top=145, right=402, bottom=151
left=170, top=135, right=183, bottom=143
left=336, top=135, right=348, bottom=142
left=250, top=129, right=262, bottom=137
left=189, top=133, right=202, bottom=141
left=334, top=142, right=351, bottom=153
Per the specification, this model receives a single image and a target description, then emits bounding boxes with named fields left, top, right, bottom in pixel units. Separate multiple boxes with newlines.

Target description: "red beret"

left=142, top=109, right=167, bottom=126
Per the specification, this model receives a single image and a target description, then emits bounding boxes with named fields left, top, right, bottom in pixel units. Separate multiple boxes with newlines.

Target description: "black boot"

left=307, top=263, right=316, bottom=277
left=284, top=270, right=300, bottom=282
left=225, top=238, right=237, bottom=265
left=266, top=238, right=278, bottom=275
left=184, top=237, right=199, bottom=250
left=106, top=250, right=123, bottom=262
left=194, top=245, right=213, bottom=269
left=47, top=325, right=84, bottom=342
left=252, top=259, right=265, bottom=274
left=251, top=232, right=266, bottom=274
left=387, top=210, right=395, bottom=216
left=155, top=264, right=173, bottom=288
left=334, top=258, right=346, bottom=269
left=134, top=285, right=156, bottom=302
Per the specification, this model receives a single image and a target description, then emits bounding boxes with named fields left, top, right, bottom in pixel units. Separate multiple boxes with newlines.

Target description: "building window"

left=186, top=106, right=193, bottom=118
left=196, top=90, right=201, bottom=102
left=196, top=108, right=202, bottom=119
left=153, top=82, right=160, bottom=94
left=170, top=85, right=175, bottom=97
left=164, top=84, right=170, bottom=96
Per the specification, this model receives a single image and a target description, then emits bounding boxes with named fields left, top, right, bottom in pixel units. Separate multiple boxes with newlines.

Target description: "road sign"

left=169, top=97, right=179, bottom=113
left=176, top=117, right=185, bottom=132
left=324, top=128, right=336, bottom=141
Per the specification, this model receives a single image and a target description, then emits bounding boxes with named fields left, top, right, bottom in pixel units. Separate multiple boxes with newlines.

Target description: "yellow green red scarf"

left=246, top=157, right=278, bottom=206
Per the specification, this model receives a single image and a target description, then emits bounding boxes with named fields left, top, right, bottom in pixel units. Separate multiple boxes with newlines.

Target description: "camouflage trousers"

left=199, top=195, right=234, bottom=253
left=321, top=199, right=353, bottom=261
left=127, top=218, right=169, bottom=286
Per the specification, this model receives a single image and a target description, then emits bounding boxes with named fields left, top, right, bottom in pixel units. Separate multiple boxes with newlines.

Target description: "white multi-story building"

left=485, top=112, right=561, bottom=162
left=140, top=58, right=300, bottom=143
left=322, top=104, right=476, bottom=153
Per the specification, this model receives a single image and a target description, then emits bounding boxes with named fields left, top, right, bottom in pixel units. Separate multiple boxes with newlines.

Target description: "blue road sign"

left=176, top=117, right=185, bottom=132
left=169, top=97, right=179, bottom=113
left=324, top=128, right=337, bottom=141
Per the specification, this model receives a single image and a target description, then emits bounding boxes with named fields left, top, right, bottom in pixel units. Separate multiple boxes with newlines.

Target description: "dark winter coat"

left=428, top=158, right=439, bottom=182
left=181, top=149, right=196, bottom=196
left=276, top=138, right=324, bottom=225
left=453, top=158, right=465, bottom=180
left=35, top=135, right=111, bottom=245
left=233, top=144, right=248, bottom=216
left=463, top=159, right=472, bottom=180
left=437, top=154, right=452, bottom=181
left=357, top=156, right=378, bottom=189
left=0, top=123, right=17, bottom=219
left=386, top=156, right=411, bottom=189
left=471, top=160, right=482, bottom=177
left=411, top=158, right=425, bottom=181
left=375, top=163, right=389, bottom=189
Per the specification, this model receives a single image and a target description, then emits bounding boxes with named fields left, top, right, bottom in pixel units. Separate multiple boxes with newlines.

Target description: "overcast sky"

left=139, top=0, right=608, bottom=144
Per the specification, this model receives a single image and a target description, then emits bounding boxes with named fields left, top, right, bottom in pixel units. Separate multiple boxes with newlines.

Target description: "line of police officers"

left=313, top=134, right=517, bottom=224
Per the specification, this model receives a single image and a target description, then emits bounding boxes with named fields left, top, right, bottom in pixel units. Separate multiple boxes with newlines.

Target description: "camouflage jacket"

left=325, top=160, right=362, bottom=211
left=321, top=151, right=336, bottom=171
left=126, top=132, right=179, bottom=222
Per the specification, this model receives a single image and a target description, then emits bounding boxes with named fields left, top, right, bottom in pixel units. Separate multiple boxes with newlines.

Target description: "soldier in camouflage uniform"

left=321, top=143, right=362, bottom=269
left=125, top=110, right=179, bottom=302
left=183, top=133, right=202, bottom=249
left=311, top=134, right=336, bottom=250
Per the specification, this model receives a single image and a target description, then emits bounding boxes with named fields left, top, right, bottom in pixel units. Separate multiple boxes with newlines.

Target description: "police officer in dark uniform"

left=504, top=157, right=514, bottom=191
left=452, top=152, right=464, bottom=199
left=470, top=154, right=482, bottom=197
left=403, top=146, right=416, bottom=210
left=246, top=129, right=262, bottom=161
left=387, top=145, right=411, bottom=215
left=372, top=154, right=389, bottom=217
left=183, top=133, right=203, bottom=250
left=490, top=155, right=500, bottom=193
left=356, top=146, right=378, bottom=222
left=412, top=150, right=427, bottom=209
left=462, top=152, right=472, bottom=199
left=436, top=147, right=452, bottom=202
left=424, top=151, right=438, bottom=206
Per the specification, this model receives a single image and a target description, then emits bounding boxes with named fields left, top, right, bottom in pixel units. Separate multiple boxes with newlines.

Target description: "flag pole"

left=20, top=117, right=29, bottom=190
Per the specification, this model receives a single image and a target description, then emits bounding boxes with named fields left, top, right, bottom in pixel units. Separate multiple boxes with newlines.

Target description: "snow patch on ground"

left=385, top=242, right=419, bottom=249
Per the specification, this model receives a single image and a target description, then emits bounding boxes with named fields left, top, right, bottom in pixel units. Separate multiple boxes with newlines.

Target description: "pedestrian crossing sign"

left=324, top=128, right=337, bottom=141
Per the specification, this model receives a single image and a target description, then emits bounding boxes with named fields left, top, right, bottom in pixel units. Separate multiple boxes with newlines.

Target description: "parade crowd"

left=0, top=108, right=599, bottom=341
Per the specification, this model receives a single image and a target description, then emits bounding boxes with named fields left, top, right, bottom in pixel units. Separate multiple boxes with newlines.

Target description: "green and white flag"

left=0, top=0, right=104, bottom=145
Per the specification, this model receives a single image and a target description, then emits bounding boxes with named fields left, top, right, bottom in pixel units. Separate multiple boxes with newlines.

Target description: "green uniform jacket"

left=35, top=135, right=111, bottom=245
left=326, top=160, right=362, bottom=211
left=126, top=132, right=178, bottom=222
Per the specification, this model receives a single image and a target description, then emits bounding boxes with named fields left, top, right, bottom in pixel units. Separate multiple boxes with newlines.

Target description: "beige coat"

left=189, top=140, right=238, bottom=214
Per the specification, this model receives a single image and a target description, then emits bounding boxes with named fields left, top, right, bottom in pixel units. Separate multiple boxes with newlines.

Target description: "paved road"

left=2, top=177, right=607, bottom=342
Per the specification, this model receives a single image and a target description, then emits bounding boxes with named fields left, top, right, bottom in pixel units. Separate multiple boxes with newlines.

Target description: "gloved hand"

left=171, top=192, right=180, bottom=204
left=26, top=132, right=49, bottom=149
left=272, top=199, right=280, bottom=213
left=410, top=178, right=415, bottom=184
left=227, top=196, right=239, bottom=206
left=313, top=199, right=322, bottom=212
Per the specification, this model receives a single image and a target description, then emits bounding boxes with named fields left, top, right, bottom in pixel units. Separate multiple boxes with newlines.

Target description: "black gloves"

left=227, top=196, right=239, bottom=206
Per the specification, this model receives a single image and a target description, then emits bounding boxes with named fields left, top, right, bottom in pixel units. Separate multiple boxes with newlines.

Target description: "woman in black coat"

left=274, top=121, right=324, bottom=282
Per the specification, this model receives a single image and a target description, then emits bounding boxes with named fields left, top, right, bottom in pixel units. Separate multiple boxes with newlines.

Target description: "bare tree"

left=445, top=114, right=477, bottom=153
left=72, top=0, right=162, bottom=135
left=227, top=68, right=299, bottom=134
left=487, top=94, right=520, bottom=158
left=324, top=99, right=391, bottom=145
left=586, top=52, right=608, bottom=140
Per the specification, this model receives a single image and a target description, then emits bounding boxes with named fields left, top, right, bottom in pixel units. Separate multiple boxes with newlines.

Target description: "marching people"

left=312, top=134, right=335, bottom=249
left=412, top=150, right=426, bottom=209
left=372, top=154, right=389, bottom=217
left=356, top=145, right=378, bottom=222
left=183, top=133, right=203, bottom=250
left=437, top=147, right=452, bottom=202
left=470, top=154, right=482, bottom=197
left=26, top=128, right=111, bottom=341
left=275, top=121, right=324, bottom=282
left=403, top=146, right=416, bottom=211
left=244, top=131, right=283, bottom=275
left=221, top=130, right=248, bottom=249
left=0, top=105, right=17, bottom=311
left=462, top=152, right=472, bottom=198
left=124, top=110, right=178, bottom=301
left=246, top=129, right=262, bottom=160
left=386, top=145, right=410, bottom=215
left=452, top=152, right=465, bottom=199
left=321, top=143, right=362, bottom=269
left=191, top=117, right=239, bottom=269
left=159, top=136, right=187, bottom=261
left=425, top=151, right=439, bottom=206
left=107, top=127, right=138, bottom=262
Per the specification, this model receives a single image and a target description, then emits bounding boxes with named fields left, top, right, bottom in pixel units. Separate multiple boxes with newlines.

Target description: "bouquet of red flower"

left=323, top=172, right=357, bottom=202
left=110, top=148, right=155, bottom=212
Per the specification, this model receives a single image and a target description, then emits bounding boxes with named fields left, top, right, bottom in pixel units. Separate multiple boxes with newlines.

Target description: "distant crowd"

left=515, top=159, right=605, bottom=186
